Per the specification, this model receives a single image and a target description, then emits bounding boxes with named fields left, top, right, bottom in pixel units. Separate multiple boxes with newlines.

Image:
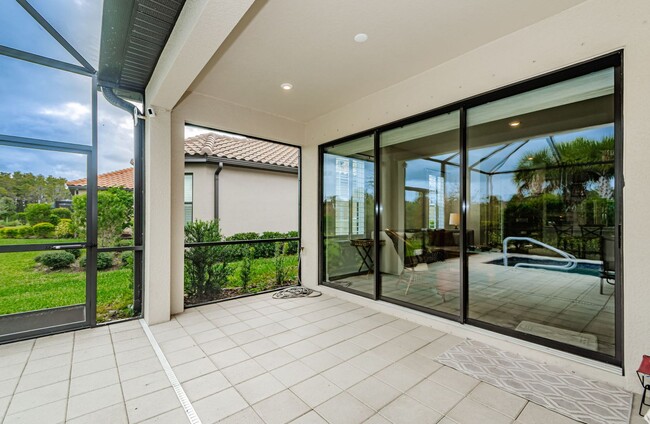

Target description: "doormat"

left=436, top=340, right=631, bottom=424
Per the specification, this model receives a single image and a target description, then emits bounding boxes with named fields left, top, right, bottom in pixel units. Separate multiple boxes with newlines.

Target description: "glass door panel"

left=466, top=68, right=616, bottom=357
left=322, top=135, right=376, bottom=296
left=379, top=111, right=461, bottom=316
left=0, top=143, right=90, bottom=341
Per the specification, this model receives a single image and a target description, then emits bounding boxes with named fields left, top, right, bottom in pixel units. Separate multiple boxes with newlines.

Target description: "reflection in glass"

left=466, top=68, right=616, bottom=356
left=322, top=136, right=375, bottom=295
left=379, top=112, right=461, bottom=315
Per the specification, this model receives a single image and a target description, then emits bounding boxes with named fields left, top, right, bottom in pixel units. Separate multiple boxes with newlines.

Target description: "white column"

left=144, top=107, right=172, bottom=324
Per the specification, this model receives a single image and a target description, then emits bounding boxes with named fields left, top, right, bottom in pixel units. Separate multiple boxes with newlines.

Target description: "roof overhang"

left=98, top=0, right=186, bottom=98
left=185, top=155, right=299, bottom=175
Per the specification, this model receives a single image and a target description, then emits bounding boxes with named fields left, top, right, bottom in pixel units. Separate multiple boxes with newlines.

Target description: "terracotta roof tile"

left=68, top=132, right=298, bottom=190
left=67, top=167, right=134, bottom=190
left=184, top=132, right=299, bottom=168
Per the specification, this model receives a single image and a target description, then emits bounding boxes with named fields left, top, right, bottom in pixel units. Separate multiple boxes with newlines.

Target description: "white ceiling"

left=189, top=0, right=587, bottom=123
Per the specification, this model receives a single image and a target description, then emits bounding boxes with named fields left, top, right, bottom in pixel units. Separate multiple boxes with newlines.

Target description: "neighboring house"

left=67, top=132, right=299, bottom=236
left=67, top=168, right=134, bottom=196
left=184, top=132, right=299, bottom=236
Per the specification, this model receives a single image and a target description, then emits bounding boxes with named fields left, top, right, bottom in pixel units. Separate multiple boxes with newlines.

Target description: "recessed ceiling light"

left=509, top=120, right=521, bottom=127
left=354, top=33, right=368, bottom=43
left=280, top=83, right=293, bottom=90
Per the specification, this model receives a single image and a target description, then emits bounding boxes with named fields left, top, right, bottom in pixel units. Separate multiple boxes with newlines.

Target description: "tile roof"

left=67, top=167, right=134, bottom=190
left=185, top=132, right=299, bottom=168
left=67, top=132, right=298, bottom=190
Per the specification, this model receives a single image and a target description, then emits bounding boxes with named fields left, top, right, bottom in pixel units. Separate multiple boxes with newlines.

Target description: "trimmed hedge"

left=1, top=225, right=32, bottom=238
left=220, top=231, right=299, bottom=261
left=32, top=222, right=55, bottom=238
left=35, top=251, right=75, bottom=270
left=80, top=252, right=114, bottom=270
left=55, top=219, right=75, bottom=239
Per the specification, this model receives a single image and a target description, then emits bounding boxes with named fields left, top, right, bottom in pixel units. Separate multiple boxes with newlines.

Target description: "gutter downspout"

left=214, top=162, right=224, bottom=220
left=101, top=86, right=145, bottom=316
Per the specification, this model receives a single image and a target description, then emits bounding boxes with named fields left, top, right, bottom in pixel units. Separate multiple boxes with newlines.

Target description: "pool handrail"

left=503, top=236, right=578, bottom=271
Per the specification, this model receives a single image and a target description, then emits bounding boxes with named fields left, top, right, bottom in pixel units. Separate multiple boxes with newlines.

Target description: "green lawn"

left=0, top=238, right=134, bottom=322
left=0, top=239, right=300, bottom=320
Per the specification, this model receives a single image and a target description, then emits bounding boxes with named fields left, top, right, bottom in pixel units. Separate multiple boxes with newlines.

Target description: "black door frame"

left=318, top=51, right=623, bottom=366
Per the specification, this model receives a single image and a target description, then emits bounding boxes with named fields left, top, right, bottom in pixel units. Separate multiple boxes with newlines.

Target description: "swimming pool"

left=486, top=256, right=602, bottom=277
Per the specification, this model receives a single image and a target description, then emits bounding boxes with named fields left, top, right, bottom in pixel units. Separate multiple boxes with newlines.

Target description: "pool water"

left=487, top=257, right=602, bottom=277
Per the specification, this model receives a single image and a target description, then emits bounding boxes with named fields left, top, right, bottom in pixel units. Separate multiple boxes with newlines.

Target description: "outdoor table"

left=350, top=239, right=385, bottom=273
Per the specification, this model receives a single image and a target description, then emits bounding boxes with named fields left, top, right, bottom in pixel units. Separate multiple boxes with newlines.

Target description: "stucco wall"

left=149, top=0, right=650, bottom=391
left=169, top=92, right=305, bottom=316
left=186, top=162, right=298, bottom=236
left=298, top=0, right=650, bottom=391
left=218, top=167, right=298, bottom=236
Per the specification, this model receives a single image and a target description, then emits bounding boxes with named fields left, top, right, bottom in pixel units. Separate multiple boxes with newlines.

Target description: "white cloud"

left=40, top=102, right=91, bottom=124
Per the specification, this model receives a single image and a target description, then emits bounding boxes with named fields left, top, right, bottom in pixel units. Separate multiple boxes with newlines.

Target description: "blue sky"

left=0, top=0, right=135, bottom=181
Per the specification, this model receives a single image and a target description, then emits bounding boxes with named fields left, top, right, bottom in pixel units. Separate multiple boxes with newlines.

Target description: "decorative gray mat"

left=436, top=340, right=631, bottom=424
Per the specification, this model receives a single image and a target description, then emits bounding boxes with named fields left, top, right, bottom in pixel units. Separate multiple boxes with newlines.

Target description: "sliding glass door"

left=466, top=67, right=617, bottom=357
left=378, top=112, right=461, bottom=316
left=319, top=53, right=622, bottom=364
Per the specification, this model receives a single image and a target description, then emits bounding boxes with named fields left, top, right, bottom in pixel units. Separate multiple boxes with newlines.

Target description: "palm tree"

left=512, top=136, right=614, bottom=201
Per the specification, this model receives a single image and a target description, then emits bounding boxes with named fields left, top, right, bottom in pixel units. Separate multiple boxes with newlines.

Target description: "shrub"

left=274, top=242, right=290, bottom=285
left=225, top=232, right=260, bottom=261
left=286, top=231, right=299, bottom=255
left=48, top=214, right=60, bottom=226
left=32, top=222, right=55, bottom=238
left=120, top=251, right=134, bottom=268
left=1, top=227, right=18, bottom=238
left=257, top=232, right=285, bottom=258
left=16, top=225, right=33, bottom=238
left=25, top=203, right=52, bottom=225
left=80, top=252, right=114, bottom=270
left=35, top=251, right=75, bottom=270
left=1, top=225, right=32, bottom=238
left=51, top=208, right=72, bottom=220
left=55, top=219, right=75, bottom=239
left=239, top=247, right=254, bottom=292
left=68, top=248, right=82, bottom=259
left=16, top=212, right=27, bottom=224
left=184, top=220, right=230, bottom=299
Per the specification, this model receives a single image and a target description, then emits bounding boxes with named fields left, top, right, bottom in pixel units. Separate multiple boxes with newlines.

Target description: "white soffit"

left=189, top=0, right=587, bottom=123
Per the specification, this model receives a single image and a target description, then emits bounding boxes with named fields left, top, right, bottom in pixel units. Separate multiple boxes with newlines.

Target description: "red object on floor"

left=638, top=355, right=650, bottom=416
left=639, top=355, right=650, bottom=376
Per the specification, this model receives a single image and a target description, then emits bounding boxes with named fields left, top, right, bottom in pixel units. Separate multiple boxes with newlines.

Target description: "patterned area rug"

left=437, top=340, right=631, bottom=424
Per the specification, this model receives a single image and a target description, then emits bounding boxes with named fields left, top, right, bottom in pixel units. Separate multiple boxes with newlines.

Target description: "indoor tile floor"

left=0, top=292, right=641, bottom=424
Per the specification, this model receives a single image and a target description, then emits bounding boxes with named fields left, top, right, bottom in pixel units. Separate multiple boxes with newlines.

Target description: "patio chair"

left=552, top=223, right=573, bottom=253
left=580, top=225, right=603, bottom=259
left=599, top=236, right=615, bottom=295
left=637, top=355, right=650, bottom=415
left=384, top=229, right=428, bottom=295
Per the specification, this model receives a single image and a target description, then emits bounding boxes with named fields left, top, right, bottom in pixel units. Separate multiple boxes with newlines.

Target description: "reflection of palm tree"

left=513, top=137, right=614, bottom=201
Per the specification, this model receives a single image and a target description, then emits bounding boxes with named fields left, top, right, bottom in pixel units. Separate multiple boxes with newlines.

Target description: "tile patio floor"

left=0, top=292, right=642, bottom=424
left=339, top=253, right=615, bottom=356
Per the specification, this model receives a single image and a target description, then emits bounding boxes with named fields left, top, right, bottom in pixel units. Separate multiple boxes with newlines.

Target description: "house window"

left=184, top=173, right=193, bottom=223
